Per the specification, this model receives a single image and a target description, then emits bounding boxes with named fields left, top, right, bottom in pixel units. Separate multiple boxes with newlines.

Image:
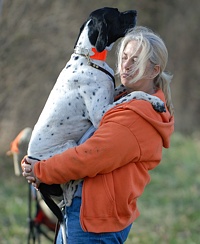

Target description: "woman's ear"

left=152, top=65, right=160, bottom=79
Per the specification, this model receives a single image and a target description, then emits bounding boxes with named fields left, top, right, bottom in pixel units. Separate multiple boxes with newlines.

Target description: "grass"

left=0, top=133, right=200, bottom=243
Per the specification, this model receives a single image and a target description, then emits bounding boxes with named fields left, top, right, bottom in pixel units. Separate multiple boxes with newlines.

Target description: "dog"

left=27, top=7, right=165, bottom=232
left=28, top=7, right=164, bottom=160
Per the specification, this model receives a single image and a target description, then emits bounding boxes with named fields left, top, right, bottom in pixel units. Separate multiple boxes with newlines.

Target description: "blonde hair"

left=116, top=26, right=174, bottom=115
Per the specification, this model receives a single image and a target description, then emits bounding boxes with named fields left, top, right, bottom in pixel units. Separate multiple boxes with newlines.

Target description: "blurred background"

left=1, top=0, right=200, bottom=153
left=1, top=0, right=200, bottom=243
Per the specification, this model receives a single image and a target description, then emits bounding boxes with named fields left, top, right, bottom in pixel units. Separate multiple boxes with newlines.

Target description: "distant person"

left=7, top=127, right=32, bottom=175
left=22, top=27, right=174, bottom=243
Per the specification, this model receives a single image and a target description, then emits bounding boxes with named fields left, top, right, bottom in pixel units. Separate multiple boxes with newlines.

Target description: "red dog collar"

left=90, top=48, right=107, bottom=61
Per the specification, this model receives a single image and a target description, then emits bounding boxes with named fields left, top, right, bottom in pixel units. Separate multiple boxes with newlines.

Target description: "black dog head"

left=75, top=7, right=137, bottom=52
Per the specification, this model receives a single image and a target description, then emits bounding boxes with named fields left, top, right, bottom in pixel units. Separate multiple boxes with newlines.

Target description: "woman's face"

left=120, top=40, right=159, bottom=94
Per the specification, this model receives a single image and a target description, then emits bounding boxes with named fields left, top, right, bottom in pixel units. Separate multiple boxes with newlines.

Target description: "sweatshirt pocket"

left=82, top=174, right=117, bottom=218
left=102, top=172, right=115, bottom=203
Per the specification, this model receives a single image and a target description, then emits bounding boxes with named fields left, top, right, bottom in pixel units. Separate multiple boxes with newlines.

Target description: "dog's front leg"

left=114, top=91, right=166, bottom=112
left=114, top=84, right=127, bottom=97
left=101, top=91, right=166, bottom=117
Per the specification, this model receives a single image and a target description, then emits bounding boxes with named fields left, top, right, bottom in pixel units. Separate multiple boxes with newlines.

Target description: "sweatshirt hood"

left=127, top=89, right=174, bottom=148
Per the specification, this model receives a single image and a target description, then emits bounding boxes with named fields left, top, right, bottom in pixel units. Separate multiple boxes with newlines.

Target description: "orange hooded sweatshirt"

left=33, top=89, right=174, bottom=233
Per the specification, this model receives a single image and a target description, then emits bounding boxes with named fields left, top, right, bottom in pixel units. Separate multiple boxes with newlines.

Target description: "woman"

left=22, top=26, right=174, bottom=243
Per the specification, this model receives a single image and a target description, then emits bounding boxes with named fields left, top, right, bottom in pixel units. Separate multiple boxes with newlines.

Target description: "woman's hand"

left=21, top=156, right=41, bottom=189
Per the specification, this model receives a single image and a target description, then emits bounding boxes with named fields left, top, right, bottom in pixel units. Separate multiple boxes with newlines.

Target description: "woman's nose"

left=123, top=60, right=130, bottom=71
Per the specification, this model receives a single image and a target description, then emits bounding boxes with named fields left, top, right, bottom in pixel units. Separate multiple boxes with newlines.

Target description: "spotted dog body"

left=28, top=47, right=115, bottom=159
left=27, top=8, right=165, bottom=228
left=28, top=8, right=138, bottom=159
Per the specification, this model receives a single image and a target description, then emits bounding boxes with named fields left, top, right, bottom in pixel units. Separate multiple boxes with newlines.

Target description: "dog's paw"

left=152, top=101, right=166, bottom=113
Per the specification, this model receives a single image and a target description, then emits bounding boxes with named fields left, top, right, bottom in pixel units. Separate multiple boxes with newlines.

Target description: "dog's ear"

left=88, top=18, right=108, bottom=52
left=95, top=19, right=108, bottom=52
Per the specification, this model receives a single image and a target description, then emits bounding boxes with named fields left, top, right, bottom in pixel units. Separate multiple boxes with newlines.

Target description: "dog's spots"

left=118, top=90, right=126, bottom=95
left=74, top=80, right=78, bottom=82
left=74, top=56, right=79, bottom=60
left=51, top=133, right=54, bottom=136
left=93, top=92, right=95, bottom=96
left=68, top=102, right=71, bottom=106
left=82, top=111, right=86, bottom=117
left=120, top=99, right=128, bottom=103
left=59, top=119, right=64, bottom=126
left=80, top=63, right=83, bottom=66
left=66, top=64, right=71, bottom=69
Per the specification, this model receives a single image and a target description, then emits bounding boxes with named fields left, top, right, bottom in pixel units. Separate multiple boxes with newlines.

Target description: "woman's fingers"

left=26, top=175, right=36, bottom=182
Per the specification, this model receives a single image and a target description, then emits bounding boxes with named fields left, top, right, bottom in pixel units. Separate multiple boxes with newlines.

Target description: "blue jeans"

left=56, top=197, right=132, bottom=244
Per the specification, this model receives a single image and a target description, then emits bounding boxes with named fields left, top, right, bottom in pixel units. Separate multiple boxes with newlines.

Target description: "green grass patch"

left=0, top=133, right=200, bottom=243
